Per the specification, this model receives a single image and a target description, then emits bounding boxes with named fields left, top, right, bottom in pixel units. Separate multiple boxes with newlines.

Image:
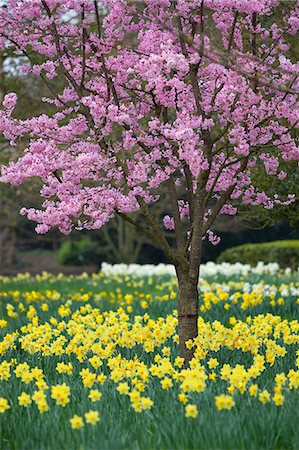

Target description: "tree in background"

left=0, top=0, right=298, bottom=362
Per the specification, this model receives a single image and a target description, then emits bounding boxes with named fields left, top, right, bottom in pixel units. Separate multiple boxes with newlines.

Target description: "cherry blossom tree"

left=0, top=0, right=298, bottom=362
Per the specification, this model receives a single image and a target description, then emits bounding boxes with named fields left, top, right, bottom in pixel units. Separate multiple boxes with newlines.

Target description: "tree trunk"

left=177, top=270, right=199, bottom=364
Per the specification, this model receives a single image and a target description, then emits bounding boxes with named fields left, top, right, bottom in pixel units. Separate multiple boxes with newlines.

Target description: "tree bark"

left=176, top=269, right=199, bottom=364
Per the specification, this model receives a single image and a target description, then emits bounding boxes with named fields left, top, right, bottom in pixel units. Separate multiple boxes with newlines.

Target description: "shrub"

left=57, top=237, right=101, bottom=266
left=217, top=240, right=299, bottom=269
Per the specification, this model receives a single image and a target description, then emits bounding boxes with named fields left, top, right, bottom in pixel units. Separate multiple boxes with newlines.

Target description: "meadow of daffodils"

left=0, top=262, right=299, bottom=450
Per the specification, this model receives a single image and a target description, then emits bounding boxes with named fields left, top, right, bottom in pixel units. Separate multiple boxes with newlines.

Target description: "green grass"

left=0, top=270, right=298, bottom=450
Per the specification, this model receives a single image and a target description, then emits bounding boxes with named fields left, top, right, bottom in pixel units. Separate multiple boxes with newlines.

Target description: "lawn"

left=0, top=264, right=299, bottom=450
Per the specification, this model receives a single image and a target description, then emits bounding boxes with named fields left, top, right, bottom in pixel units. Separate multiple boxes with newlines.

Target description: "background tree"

left=0, top=0, right=298, bottom=362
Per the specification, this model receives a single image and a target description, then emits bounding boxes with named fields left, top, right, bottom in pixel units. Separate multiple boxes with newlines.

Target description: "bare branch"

left=167, top=178, right=185, bottom=251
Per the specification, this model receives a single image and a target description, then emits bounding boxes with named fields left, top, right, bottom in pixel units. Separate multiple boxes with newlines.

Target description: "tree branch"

left=167, top=178, right=185, bottom=251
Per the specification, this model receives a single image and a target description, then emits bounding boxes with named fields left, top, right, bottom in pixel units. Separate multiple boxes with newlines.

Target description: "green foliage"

left=239, top=160, right=299, bottom=228
left=217, top=240, right=299, bottom=269
left=57, top=237, right=101, bottom=266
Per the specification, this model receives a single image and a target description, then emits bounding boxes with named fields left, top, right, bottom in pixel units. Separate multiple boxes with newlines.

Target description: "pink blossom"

left=0, top=0, right=297, bottom=250
left=2, top=93, right=17, bottom=115
left=163, top=215, right=175, bottom=230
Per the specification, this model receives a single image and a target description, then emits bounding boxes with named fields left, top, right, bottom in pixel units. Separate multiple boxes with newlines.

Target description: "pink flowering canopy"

left=0, top=0, right=298, bottom=265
